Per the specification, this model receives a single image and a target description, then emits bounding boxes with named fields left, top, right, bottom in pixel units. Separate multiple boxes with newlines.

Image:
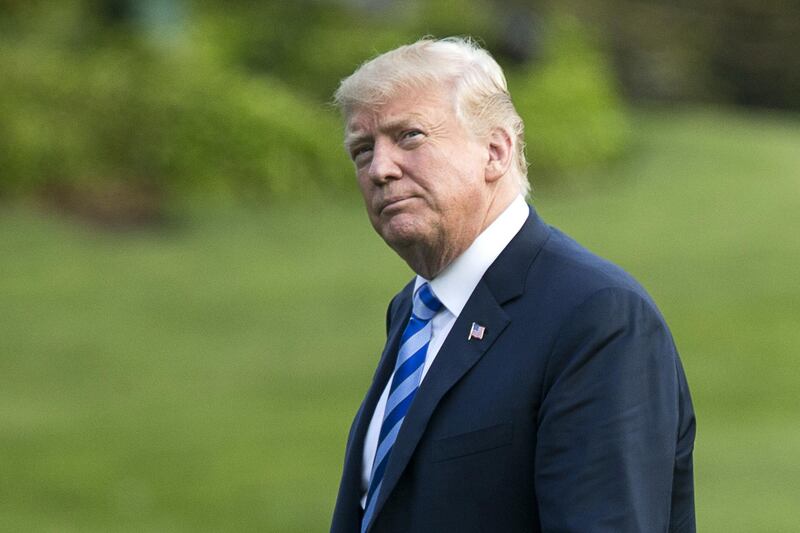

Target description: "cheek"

left=356, top=173, right=373, bottom=198
left=443, top=170, right=486, bottom=212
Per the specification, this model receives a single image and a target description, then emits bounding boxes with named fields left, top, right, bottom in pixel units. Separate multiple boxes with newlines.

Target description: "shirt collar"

left=414, top=194, right=529, bottom=316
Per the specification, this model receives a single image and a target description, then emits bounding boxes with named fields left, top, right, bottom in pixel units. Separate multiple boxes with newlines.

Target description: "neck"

left=393, top=231, right=473, bottom=280
left=398, top=187, right=519, bottom=279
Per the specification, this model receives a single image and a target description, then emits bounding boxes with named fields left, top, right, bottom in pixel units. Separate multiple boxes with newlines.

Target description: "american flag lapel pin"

left=468, top=322, right=486, bottom=341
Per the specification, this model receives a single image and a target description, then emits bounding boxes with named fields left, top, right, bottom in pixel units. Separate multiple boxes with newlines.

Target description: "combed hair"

left=334, top=37, right=530, bottom=197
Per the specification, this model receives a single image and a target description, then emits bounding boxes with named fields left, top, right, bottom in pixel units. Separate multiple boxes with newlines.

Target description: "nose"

left=367, top=139, right=402, bottom=184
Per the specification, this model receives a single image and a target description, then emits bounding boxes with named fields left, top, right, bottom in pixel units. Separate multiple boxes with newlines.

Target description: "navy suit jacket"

left=331, top=207, right=695, bottom=532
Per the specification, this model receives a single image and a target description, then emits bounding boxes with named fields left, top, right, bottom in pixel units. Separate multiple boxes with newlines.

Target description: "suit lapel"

left=369, top=279, right=511, bottom=527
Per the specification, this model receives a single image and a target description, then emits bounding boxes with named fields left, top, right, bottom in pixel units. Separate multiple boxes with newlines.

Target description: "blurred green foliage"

left=0, top=0, right=631, bottom=212
left=0, top=40, right=353, bottom=203
left=566, top=0, right=800, bottom=109
left=509, top=13, right=629, bottom=177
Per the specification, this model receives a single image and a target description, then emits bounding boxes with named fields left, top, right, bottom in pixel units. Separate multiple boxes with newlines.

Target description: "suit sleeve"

left=535, top=287, right=693, bottom=532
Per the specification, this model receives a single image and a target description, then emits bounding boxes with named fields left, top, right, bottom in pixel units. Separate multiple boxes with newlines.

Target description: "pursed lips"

left=377, top=195, right=417, bottom=214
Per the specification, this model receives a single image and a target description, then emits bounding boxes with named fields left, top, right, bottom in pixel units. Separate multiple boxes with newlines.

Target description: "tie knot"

left=413, top=283, right=443, bottom=321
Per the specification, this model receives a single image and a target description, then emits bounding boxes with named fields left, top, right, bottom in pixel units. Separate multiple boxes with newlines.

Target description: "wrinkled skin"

left=344, top=85, right=519, bottom=278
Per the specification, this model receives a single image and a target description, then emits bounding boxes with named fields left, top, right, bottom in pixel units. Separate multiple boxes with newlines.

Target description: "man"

left=331, top=38, right=695, bottom=533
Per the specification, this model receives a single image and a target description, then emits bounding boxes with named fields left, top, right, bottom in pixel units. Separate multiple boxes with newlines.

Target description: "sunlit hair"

left=334, top=37, right=530, bottom=197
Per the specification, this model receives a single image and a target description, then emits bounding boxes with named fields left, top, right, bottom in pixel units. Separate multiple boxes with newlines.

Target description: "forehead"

left=344, top=85, right=457, bottom=137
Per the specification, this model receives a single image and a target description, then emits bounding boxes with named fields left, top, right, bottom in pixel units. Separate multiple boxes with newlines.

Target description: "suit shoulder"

left=525, top=225, right=665, bottom=322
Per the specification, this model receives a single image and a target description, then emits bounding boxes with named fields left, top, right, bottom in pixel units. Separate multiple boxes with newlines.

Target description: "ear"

left=484, top=127, right=514, bottom=183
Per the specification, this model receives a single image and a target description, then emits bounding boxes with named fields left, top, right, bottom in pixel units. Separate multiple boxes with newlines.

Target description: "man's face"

left=345, top=85, right=491, bottom=257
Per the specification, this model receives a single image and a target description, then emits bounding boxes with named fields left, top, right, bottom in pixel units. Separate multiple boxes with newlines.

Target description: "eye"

left=351, top=144, right=373, bottom=161
left=401, top=129, right=423, bottom=140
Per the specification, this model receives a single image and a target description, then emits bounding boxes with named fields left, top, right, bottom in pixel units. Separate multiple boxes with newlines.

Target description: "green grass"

left=1, top=107, right=799, bottom=531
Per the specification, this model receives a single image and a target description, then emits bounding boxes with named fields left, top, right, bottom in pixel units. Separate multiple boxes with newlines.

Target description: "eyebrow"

left=344, top=132, right=371, bottom=151
left=344, top=116, right=425, bottom=150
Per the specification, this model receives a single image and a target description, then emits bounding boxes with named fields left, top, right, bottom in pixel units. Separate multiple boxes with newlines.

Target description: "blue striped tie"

left=361, top=283, right=443, bottom=532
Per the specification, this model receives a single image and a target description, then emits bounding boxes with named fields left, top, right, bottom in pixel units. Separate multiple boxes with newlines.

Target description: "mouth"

left=378, top=195, right=416, bottom=214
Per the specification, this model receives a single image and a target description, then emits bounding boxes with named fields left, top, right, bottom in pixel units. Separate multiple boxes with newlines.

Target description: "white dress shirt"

left=360, top=195, right=529, bottom=508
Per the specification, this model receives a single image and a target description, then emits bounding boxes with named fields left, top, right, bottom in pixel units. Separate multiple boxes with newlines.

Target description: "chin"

left=377, top=216, right=430, bottom=249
